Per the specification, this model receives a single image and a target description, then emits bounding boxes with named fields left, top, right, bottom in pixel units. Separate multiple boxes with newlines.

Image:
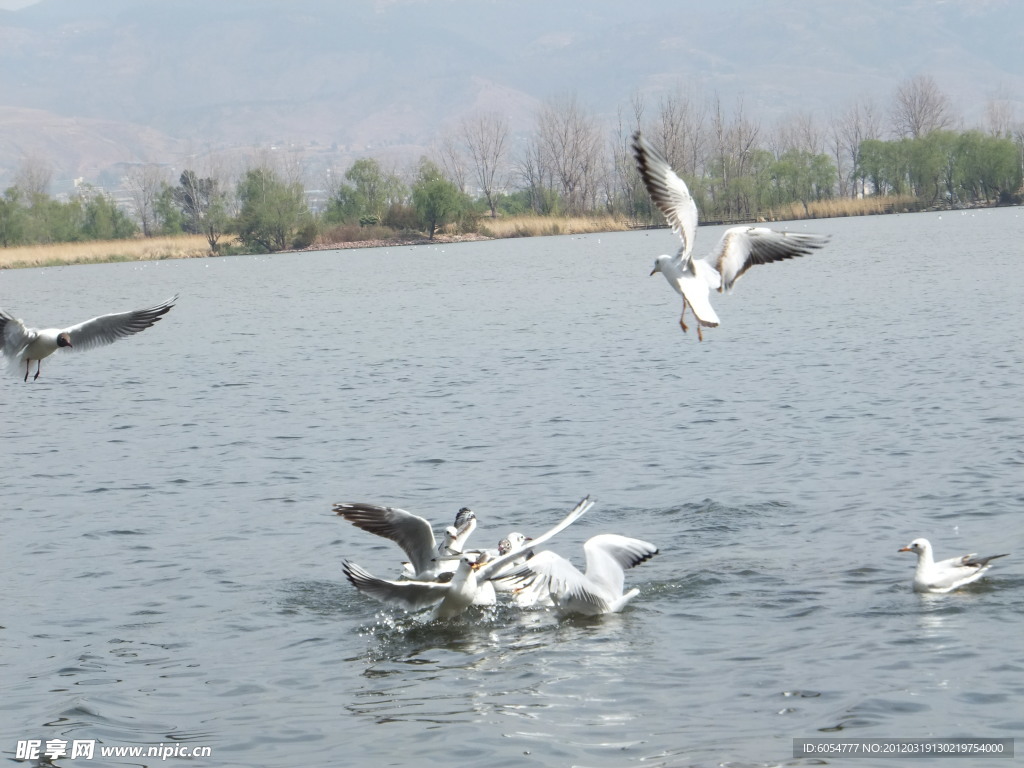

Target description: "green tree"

left=956, top=130, right=1020, bottom=202
left=411, top=159, right=464, bottom=239
left=154, top=183, right=185, bottom=235
left=325, top=158, right=406, bottom=226
left=235, top=166, right=311, bottom=253
left=78, top=187, right=137, bottom=240
left=0, top=187, right=26, bottom=246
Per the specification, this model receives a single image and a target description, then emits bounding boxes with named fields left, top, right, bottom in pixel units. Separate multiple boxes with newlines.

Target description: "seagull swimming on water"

left=631, top=131, right=829, bottom=339
left=0, top=295, right=177, bottom=381
left=898, top=537, right=1008, bottom=593
left=342, top=495, right=595, bottom=620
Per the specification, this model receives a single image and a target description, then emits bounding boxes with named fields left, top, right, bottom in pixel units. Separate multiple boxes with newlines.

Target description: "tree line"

left=1, top=74, right=1022, bottom=253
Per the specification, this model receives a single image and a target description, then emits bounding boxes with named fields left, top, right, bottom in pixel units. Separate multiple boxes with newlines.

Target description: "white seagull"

left=342, top=495, right=595, bottom=620
left=333, top=502, right=478, bottom=581
left=0, top=295, right=177, bottom=381
left=631, top=131, right=829, bottom=339
left=898, top=538, right=1008, bottom=593
left=504, top=534, right=659, bottom=616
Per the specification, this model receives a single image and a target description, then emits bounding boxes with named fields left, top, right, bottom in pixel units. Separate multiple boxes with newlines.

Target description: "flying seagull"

left=0, top=295, right=177, bottom=381
left=898, top=537, right=1008, bottom=593
left=342, top=495, right=595, bottom=620
left=503, top=534, right=659, bottom=615
left=631, top=131, right=829, bottom=339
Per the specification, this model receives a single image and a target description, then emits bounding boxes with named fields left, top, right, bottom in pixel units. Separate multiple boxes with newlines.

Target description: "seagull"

left=631, top=131, right=829, bottom=339
left=333, top=502, right=478, bottom=581
left=342, top=495, right=595, bottom=620
left=0, top=295, right=177, bottom=381
left=504, top=534, right=658, bottom=615
left=898, top=538, right=1008, bottom=593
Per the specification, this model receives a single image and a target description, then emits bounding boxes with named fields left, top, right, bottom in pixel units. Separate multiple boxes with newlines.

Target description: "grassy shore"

left=0, top=196, right=973, bottom=269
left=0, top=234, right=218, bottom=270
left=477, top=213, right=627, bottom=238
left=761, top=194, right=922, bottom=222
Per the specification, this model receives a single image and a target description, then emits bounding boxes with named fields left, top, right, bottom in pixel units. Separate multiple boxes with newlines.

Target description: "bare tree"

left=831, top=96, right=883, bottom=197
left=985, top=88, right=1016, bottom=137
left=890, top=75, right=954, bottom=138
left=534, top=93, right=605, bottom=214
left=650, top=84, right=710, bottom=179
left=710, top=95, right=761, bottom=217
left=515, top=135, right=554, bottom=214
left=461, top=112, right=509, bottom=218
left=13, top=155, right=53, bottom=200
left=771, top=111, right=823, bottom=157
left=436, top=132, right=468, bottom=194
left=612, top=93, right=647, bottom=219
left=124, top=164, right=169, bottom=237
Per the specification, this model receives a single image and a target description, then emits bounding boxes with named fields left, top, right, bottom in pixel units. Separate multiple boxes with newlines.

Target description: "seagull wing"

left=342, top=561, right=449, bottom=611
left=582, top=534, right=659, bottom=597
left=60, top=295, right=178, bottom=352
left=710, top=227, right=829, bottom=292
left=0, top=310, right=36, bottom=361
left=477, top=495, right=595, bottom=581
left=516, top=550, right=609, bottom=612
left=961, top=552, right=1008, bottom=569
left=333, top=502, right=438, bottom=577
left=632, top=131, right=698, bottom=263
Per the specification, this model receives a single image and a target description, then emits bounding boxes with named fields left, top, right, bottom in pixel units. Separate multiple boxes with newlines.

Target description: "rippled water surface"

left=2, top=209, right=1023, bottom=767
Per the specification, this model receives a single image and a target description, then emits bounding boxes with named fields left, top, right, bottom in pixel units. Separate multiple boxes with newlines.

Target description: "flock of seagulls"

left=337, top=496, right=661, bottom=619
left=0, top=133, right=1009, bottom=623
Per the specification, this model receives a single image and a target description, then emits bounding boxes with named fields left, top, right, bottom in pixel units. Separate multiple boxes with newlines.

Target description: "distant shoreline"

left=0, top=200, right=1016, bottom=270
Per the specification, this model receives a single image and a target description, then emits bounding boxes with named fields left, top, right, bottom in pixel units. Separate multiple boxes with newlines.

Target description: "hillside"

left=1, top=0, right=1021, bottom=190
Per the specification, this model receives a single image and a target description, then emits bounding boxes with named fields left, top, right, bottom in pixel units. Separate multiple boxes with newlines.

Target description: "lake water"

left=2, top=208, right=1022, bottom=767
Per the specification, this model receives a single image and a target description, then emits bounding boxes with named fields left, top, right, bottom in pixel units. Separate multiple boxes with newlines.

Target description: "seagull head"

left=498, top=532, right=531, bottom=555
left=57, top=332, right=73, bottom=349
left=650, top=256, right=670, bottom=276
left=898, top=538, right=929, bottom=556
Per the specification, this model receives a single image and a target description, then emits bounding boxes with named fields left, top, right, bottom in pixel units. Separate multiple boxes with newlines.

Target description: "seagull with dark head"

left=0, top=295, right=177, bottom=381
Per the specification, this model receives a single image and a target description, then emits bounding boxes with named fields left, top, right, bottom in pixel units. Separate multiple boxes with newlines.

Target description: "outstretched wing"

left=0, top=310, right=36, bottom=362
left=582, top=534, right=659, bottom=597
left=342, top=561, right=449, bottom=611
left=333, top=502, right=438, bottom=577
left=710, top=228, right=829, bottom=292
left=632, top=131, right=699, bottom=262
left=477, top=495, right=595, bottom=581
left=61, top=295, right=178, bottom=352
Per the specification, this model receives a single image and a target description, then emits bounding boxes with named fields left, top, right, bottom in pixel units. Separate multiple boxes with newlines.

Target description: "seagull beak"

left=898, top=546, right=911, bottom=552
left=649, top=267, right=657, bottom=276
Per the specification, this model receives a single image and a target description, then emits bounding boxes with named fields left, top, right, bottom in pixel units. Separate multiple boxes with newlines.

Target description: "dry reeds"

left=478, top=214, right=628, bottom=239
left=762, top=195, right=920, bottom=222
left=0, top=235, right=219, bottom=270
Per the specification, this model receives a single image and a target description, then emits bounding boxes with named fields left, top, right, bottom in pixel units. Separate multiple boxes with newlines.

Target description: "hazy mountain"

left=1, top=0, right=1021, bottom=190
